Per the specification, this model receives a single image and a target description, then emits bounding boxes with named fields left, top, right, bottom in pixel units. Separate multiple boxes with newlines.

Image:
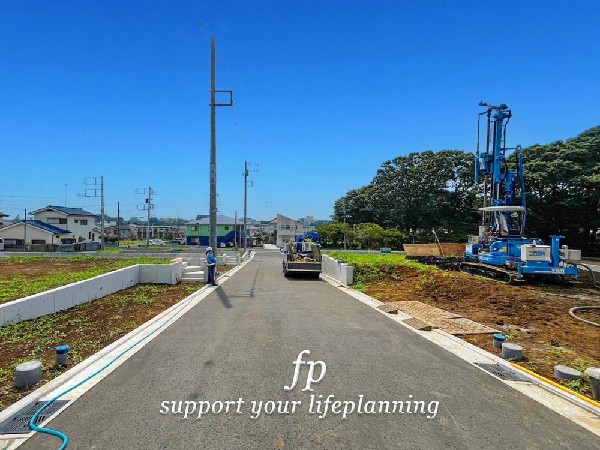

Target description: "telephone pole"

left=209, top=35, right=233, bottom=251
left=135, top=187, right=156, bottom=246
left=243, top=161, right=248, bottom=252
left=242, top=161, right=258, bottom=252
left=81, top=176, right=105, bottom=250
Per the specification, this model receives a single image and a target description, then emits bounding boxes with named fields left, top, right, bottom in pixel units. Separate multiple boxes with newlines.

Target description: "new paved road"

left=22, top=251, right=600, bottom=449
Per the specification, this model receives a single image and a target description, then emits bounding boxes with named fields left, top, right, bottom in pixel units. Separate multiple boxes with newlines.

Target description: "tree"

left=518, top=126, right=600, bottom=254
left=332, top=150, right=478, bottom=240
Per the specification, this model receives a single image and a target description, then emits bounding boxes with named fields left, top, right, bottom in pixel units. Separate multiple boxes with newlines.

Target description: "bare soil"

left=0, top=281, right=207, bottom=411
left=0, top=257, right=233, bottom=412
left=364, top=267, right=600, bottom=397
left=0, top=257, right=119, bottom=278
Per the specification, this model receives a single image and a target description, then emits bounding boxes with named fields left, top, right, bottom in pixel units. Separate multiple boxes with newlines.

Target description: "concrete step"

left=182, top=270, right=204, bottom=277
left=181, top=277, right=205, bottom=283
left=183, top=265, right=202, bottom=273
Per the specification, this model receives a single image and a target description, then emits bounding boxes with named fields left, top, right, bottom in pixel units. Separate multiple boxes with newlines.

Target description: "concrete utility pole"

left=209, top=35, right=233, bottom=252
left=243, top=161, right=248, bottom=252
left=234, top=210, right=238, bottom=249
left=117, top=201, right=120, bottom=247
left=343, top=199, right=347, bottom=251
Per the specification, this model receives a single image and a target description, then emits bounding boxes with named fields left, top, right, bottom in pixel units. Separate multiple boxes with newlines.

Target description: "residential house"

left=29, top=205, right=100, bottom=243
left=0, top=220, right=71, bottom=249
left=271, top=214, right=304, bottom=247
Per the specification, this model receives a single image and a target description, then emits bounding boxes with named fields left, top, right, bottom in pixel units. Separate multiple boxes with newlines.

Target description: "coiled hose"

left=569, top=306, right=600, bottom=327
left=576, top=263, right=600, bottom=289
left=566, top=263, right=600, bottom=327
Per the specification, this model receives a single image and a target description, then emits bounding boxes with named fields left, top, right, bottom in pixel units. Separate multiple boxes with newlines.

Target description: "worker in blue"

left=206, top=247, right=218, bottom=286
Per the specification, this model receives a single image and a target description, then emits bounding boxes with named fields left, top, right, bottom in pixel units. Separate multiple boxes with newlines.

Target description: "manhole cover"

left=0, top=400, right=69, bottom=435
left=474, top=363, right=529, bottom=382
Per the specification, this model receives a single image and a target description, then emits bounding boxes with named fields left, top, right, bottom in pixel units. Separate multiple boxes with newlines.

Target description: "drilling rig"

left=461, top=102, right=581, bottom=283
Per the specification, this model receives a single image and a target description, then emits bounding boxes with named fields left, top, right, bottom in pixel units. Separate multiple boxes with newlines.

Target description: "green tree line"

left=324, top=126, right=600, bottom=254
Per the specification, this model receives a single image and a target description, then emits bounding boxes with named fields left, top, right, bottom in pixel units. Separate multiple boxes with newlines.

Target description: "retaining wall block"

left=2, top=298, right=34, bottom=325
left=28, top=290, right=56, bottom=319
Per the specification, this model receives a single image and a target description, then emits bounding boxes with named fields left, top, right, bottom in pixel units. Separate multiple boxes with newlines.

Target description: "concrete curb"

left=319, top=273, right=600, bottom=435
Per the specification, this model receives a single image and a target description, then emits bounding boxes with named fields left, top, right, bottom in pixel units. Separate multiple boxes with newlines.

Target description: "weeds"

left=0, top=256, right=170, bottom=304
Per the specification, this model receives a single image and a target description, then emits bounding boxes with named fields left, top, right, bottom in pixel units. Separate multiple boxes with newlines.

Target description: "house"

left=185, top=215, right=244, bottom=247
left=271, top=214, right=305, bottom=247
left=29, top=205, right=100, bottom=243
left=0, top=220, right=71, bottom=249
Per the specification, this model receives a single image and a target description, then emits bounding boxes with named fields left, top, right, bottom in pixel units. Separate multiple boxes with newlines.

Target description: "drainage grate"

left=0, top=400, right=69, bottom=435
left=474, top=363, right=529, bottom=382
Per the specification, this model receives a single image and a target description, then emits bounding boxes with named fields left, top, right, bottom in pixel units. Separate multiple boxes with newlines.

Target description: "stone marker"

left=501, top=342, right=524, bottom=361
left=14, top=360, right=42, bottom=389
left=553, top=365, right=582, bottom=381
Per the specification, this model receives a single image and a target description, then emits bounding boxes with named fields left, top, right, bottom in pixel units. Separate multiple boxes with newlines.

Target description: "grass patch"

left=0, top=256, right=170, bottom=304
left=328, top=252, right=434, bottom=285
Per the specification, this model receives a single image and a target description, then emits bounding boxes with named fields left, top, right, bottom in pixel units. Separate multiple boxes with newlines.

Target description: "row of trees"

left=327, top=126, right=600, bottom=254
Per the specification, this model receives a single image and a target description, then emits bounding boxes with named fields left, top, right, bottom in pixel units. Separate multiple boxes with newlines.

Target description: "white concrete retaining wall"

left=0, top=260, right=184, bottom=327
left=321, top=255, right=354, bottom=285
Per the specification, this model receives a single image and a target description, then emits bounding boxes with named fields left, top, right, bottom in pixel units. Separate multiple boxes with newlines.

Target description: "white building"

left=271, top=214, right=305, bottom=247
left=0, top=220, right=72, bottom=249
left=30, top=205, right=100, bottom=243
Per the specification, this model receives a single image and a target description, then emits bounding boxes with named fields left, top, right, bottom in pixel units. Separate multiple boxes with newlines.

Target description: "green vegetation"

left=0, top=256, right=170, bottom=304
left=329, top=252, right=434, bottom=290
left=329, top=125, right=600, bottom=254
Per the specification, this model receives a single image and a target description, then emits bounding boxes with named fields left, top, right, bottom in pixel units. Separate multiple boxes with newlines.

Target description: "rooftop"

left=31, top=205, right=96, bottom=217
left=187, top=215, right=240, bottom=226
left=25, top=220, right=71, bottom=234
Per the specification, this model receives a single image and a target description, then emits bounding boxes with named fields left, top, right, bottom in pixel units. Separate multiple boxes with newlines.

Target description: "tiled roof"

left=25, top=220, right=71, bottom=234
left=31, top=205, right=96, bottom=217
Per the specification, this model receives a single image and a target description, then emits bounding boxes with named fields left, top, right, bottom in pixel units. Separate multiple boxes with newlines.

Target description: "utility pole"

left=117, top=202, right=120, bottom=247
left=242, top=161, right=258, bottom=253
left=343, top=199, right=347, bottom=251
left=81, top=176, right=105, bottom=250
left=23, top=208, right=26, bottom=252
left=234, top=210, right=238, bottom=249
left=209, top=35, right=233, bottom=252
left=135, top=187, right=156, bottom=246
left=243, top=161, right=248, bottom=252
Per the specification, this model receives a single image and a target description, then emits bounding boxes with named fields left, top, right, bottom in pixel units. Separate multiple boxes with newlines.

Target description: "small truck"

left=282, top=239, right=322, bottom=277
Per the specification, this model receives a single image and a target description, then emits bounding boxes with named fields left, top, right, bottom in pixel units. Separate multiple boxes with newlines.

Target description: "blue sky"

left=1, top=1, right=599, bottom=222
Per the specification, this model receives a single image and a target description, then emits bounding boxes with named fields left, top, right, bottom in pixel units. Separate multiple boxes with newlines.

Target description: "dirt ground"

left=365, top=266, right=600, bottom=397
left=0, top=281, right=208, bottom=411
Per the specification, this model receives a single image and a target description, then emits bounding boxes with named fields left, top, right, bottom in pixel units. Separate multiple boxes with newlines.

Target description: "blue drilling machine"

left=461, top=102, right=581, bottom=283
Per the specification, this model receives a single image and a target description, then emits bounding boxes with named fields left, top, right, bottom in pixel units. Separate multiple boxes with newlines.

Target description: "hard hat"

left=206, top=246, right=213, bottom=251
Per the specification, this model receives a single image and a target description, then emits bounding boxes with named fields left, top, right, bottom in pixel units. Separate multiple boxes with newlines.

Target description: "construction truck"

left=282, top=233, right=322, bottom=277
left=462, top=102, right=581, bottom=283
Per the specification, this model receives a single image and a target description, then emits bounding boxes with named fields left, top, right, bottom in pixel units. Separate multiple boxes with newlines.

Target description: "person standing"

left=206, top=247, right=218, bottom=286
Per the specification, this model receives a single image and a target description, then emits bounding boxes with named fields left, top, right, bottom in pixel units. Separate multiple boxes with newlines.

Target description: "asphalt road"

left=21, top=250, right=600, bottom=449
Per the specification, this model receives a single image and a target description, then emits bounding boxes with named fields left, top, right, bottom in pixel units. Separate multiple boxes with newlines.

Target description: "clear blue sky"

left=1, top=1, right=599, bottom=222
